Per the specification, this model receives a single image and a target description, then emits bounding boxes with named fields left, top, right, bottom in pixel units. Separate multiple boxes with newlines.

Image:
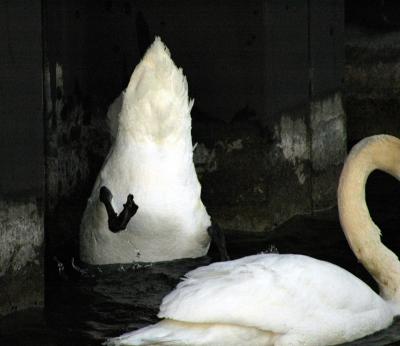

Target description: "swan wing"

left=159, top=254, right=389, bottom=334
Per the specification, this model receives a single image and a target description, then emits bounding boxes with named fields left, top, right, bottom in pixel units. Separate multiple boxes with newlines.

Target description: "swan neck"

left=338, top=135, right=400, bottom=303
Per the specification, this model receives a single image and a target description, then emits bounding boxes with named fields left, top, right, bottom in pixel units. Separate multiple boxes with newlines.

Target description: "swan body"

left=107, top=254, right=395, bottom=346
left=80, top=37, right=211, bottom=264
left=106, top=135, right=400, bottom=345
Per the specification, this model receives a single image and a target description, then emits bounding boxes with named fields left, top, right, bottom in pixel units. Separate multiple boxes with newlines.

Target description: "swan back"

left=158, top=254, right=392, bottom=344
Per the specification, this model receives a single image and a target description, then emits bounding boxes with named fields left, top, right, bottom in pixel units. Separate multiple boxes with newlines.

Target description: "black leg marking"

left=99, top=186, right=139, bottom=233
left=207, top=222, right=230, bottom=261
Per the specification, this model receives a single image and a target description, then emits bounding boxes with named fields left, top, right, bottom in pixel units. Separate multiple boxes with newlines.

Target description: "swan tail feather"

left=119, top=37, right=193, bottom=145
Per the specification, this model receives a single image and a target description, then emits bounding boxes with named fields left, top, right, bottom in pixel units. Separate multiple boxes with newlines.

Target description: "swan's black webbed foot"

left=99, top=186, right=139, bottom=233
left=208, top=222, right=230, bottom=261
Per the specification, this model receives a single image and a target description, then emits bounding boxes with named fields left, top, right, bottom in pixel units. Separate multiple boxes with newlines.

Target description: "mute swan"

left=80, top=37, right=212, bottom=264
left=105, top=135, right=400, bottom=346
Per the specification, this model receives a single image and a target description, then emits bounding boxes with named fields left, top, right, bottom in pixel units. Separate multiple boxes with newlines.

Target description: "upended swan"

left=80, top=37, right=212, bottom=264
left=105, top=135, right=400, bottom=346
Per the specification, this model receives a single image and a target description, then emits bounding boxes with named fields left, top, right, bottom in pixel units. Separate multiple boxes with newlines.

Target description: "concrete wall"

left=345, top=0, right=400, bottom=144
left=0, top=198, right=44, bottom=316
left=0, top=0, right=44, bottom=316
left=193, top=92, right=345, bottom=232
left=345, top=25, right=400, bottom=144
left=43, top=0, right=345, bottom=263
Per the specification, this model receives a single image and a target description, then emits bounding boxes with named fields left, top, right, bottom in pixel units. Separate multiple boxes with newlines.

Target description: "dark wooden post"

left=0, top=0, right=44, bottom=316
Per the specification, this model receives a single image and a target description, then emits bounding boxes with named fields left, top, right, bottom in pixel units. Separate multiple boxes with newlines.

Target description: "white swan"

left=105, top=135, right=400, bottom=345
left=80, top=37, right=211, bottom=265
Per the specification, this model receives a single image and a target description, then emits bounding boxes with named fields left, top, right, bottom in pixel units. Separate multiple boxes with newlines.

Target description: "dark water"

left=1, top=171, right=400, bottom=346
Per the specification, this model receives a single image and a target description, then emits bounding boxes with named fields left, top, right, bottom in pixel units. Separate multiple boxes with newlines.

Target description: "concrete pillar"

left=0, top=0, right=44, bottom=316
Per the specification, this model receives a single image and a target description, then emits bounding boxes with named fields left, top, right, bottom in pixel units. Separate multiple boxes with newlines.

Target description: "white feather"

left=80, top=37, right=210, bottom=264
left=105, top=255, right=393, bottom=346
left=105, top=135, right=400, bottom=345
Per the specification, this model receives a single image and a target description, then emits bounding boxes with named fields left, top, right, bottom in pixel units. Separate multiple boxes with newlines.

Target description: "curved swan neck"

left=338, top=135, right=400, bottom=303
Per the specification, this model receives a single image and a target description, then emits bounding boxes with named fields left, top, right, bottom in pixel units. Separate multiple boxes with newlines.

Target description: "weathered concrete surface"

left=345, top=25, right=400, bottom=143
left=44, top=59, right=110, bottom=260
left=194, top=114, right=311, bottom=232
left=0, top=198, right=44, bottom=317
left=193, top=93, right=346, bottom=233
left=0, top=0, right=44, bottom=317
left=310, top=93, right=347, bottom=210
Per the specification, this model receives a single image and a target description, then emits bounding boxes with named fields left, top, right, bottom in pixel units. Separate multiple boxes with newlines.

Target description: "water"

left=1, top=171, right=400, bottom=345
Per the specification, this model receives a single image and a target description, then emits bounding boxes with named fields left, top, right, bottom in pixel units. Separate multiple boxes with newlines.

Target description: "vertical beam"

left=0, top=0, right=44, bottom=316
left=309, top=0, right=344, bottom=98
left=309, top=0, right=346, bottom=210
left=0, top=0, right=44, bottom=196
left=263, top=0, right=309, bottom=118
left=260, top=0, right=313, bottom=225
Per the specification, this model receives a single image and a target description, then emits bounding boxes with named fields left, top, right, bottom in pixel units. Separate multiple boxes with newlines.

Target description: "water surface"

left=1, top=171, right=400, bottom=345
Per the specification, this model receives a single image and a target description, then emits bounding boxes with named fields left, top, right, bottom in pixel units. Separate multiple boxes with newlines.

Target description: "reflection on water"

left=1, top=171, right=400, bottom=345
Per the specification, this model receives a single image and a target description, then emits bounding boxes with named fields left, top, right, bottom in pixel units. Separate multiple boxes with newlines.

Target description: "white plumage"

left=106, top=135, right=400, bottom=345
left=80, top=37, right=211, bottom=264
